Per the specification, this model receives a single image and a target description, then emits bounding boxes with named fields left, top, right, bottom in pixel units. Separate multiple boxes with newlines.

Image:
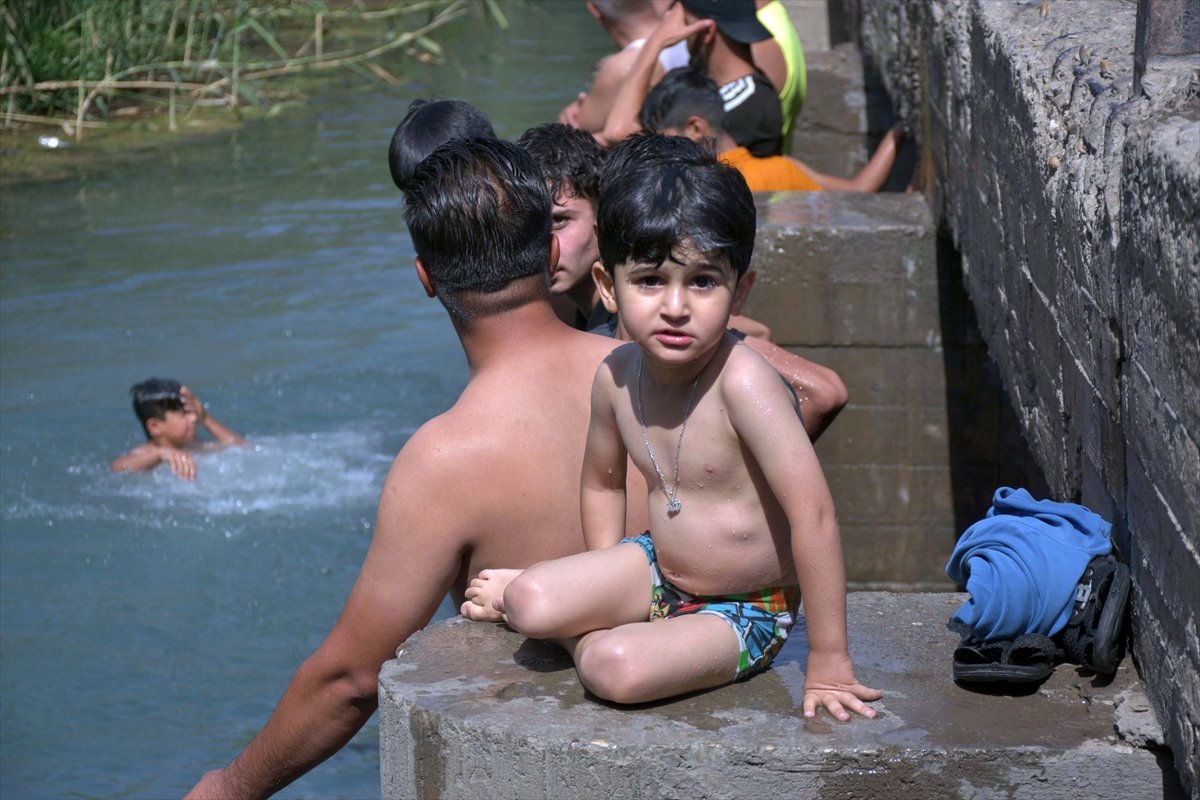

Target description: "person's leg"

left=569, top=614, right=742, bottom=704
left=503, top=541, right=653, bottom=639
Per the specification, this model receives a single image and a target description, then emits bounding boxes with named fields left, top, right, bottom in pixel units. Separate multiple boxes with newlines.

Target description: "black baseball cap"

left=680, top=0, right=772, bottom=44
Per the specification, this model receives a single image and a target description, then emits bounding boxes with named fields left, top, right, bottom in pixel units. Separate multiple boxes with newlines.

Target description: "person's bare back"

left=416, top=315, right=646, bottom=594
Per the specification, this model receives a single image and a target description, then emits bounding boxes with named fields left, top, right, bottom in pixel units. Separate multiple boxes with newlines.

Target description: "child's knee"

left=501, top=572, right=558, bottom=637
left=575, top=633, right=648, bottom=704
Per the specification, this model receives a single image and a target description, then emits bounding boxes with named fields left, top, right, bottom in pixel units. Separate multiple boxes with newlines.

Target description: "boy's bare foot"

left=459, top=568, right=522, bottom=622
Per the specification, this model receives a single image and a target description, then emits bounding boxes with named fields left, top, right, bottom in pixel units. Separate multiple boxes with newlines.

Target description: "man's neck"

left=568, top=283, right=601, bottom=320
left=715, top=130, right=741, bottom=155
left=704, top=37, right=757, bottom=85
left=456, top=300, right=573, bottom=374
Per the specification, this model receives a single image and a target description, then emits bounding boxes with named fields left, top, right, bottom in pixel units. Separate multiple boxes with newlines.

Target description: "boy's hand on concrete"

left=180, top=385, right=207, bottom=422
left=159, top=446, right=196, bottom=481
left=803, top=651, right=881, bottom=721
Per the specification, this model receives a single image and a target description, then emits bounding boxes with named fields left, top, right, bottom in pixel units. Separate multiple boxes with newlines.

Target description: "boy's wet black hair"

left=597, top=132, right=755, bottom=278
left=516, top=123, right=607, bottom=203
left=130, top=377, right=184, bottom=438
left=388, top=99, right=496, bottom=191
left=402, top=137, right=553, bottom=325
left=639, top=67, right=728, bottom=136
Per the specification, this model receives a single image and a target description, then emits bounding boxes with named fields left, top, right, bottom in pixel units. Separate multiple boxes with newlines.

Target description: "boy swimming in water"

left=464, top=134, right=880, bottom=717
left=111, top=378, right=245, bottom=481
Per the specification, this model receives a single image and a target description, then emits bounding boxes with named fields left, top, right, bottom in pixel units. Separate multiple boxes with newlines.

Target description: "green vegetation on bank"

left=0, top=0, right=505, bottom=140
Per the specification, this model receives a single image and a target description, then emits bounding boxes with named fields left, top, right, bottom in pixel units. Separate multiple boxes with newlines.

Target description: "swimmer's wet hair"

left=130, top=377, right=184, bottom=438
left=597, top=132, right=755, bottom=278
left=388, top=99, right=495, bottom=191
left=640, top=67, right=728, bottom=136
left=403, top=137, right=553, bottom=325
left=517, top=123, right=606, bottom=202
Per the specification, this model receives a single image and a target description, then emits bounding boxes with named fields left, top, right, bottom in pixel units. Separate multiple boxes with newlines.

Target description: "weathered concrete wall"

left=745, top=192, right=1046, bottom=589
left=854, top=0, right=1199, bottom=791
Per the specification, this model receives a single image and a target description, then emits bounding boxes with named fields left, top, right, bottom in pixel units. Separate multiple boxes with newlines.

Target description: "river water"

left=0, top=5, right=607, bottom=798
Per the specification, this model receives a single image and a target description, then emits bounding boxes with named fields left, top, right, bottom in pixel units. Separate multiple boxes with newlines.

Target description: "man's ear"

left=414, top=258, right=436, bottom=298
left=592, top=262, right=619, bottom=313
left=731, top=269, right=755, bottom=315
left=585, top=1, right=602, bottom=23
left=548, top=234, right=561, bottom=278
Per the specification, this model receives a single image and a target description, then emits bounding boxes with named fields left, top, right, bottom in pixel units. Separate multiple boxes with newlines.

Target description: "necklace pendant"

left=666, top=498, right=682, bottom=514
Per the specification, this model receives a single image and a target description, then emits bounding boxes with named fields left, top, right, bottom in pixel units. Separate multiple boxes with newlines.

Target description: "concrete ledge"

left=379, top=594, right=1180, bottom=799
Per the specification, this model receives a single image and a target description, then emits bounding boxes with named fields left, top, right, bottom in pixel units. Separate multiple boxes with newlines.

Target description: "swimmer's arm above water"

left=182, top=385, right=246, bottom=447
left=110, top=443, right=196, bottom=480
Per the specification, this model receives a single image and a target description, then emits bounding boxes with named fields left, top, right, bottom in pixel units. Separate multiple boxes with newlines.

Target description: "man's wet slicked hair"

left=402, top=137, right=553, bottom=325
left=388, top=99, right=495, bottom=191
left=597, top=132, right=756, bottom=278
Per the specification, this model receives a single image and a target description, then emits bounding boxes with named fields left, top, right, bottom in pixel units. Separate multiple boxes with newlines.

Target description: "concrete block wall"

left=852, top=0, right=1199, bottom=790
left=744, top=192, right=1046, bottom=589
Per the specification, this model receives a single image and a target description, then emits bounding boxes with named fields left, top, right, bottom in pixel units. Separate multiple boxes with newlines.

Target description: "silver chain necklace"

left=636, top=354, right=700, bottom=515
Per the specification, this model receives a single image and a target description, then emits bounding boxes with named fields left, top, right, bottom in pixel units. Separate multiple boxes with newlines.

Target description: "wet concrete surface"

left=380, top=593, right=1181, bottom=799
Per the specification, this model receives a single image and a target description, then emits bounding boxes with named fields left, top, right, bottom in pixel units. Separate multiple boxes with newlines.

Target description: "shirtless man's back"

left=186, top=138, right=646, bottom=799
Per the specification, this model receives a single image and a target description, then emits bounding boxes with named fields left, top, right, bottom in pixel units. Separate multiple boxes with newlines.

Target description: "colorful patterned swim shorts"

left=621, top=532, right=800, bottom=680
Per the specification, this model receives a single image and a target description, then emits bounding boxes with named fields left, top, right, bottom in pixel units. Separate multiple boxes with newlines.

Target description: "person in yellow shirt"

left=641, top=67, right=904, bottom=193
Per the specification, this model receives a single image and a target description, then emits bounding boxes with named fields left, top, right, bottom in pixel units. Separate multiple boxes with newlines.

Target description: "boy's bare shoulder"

left=597, top=340, right=641, bottom=380
left=720, top=340, right=798, bottom=403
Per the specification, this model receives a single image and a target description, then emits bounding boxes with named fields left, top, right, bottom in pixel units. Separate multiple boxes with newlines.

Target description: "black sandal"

left=1057, top=554, right=1130, bottom=674
left=952, top=632, right=1061, bottom=684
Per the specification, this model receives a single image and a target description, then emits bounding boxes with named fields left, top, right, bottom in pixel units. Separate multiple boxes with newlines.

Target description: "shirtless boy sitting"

left=111, top=378, right=245, bottom=481
left=463, top=134, right=881, bottom=717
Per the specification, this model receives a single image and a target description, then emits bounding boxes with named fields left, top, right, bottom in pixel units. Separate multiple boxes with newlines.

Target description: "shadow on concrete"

left=936, top=228, right=1051, bottom=543
left=512, top=636, right=573, bottom=672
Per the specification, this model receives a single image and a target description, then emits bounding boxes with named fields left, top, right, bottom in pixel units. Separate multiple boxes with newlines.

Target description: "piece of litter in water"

left=38, top=136, right=68, bottom=150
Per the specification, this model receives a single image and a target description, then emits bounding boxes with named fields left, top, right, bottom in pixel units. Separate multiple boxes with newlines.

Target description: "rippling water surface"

left=0, top=5, right=607, bottom=797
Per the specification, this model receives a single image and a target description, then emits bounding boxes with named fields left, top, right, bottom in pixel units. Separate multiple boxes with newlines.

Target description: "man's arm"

left=580, top=361, right=629, bottom=551
left=569, top=50, right=663, bottom=135
left=795, top=123, right=905, bottom=192
left=186, top=438, right=466, bottom=799
left=723, top=353, right=879, bottom=720
left=739, top=336, right=848, bottom=441
left=597, top=5, right=713, bottom=148
left=182, top=386, right=246, bottom=447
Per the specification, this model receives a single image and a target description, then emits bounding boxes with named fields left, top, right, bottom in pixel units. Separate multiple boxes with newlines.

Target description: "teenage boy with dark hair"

left=517, top=123, right=610, bottom=329
left=387, top=98, right=496, bottom=191
left=186, top=138, right=651, bottom=799
left=463, top=133, right=881, bottom=715
left=642, top=67, right=905, bottom=192
left=111, top=378, right=244, bottom=481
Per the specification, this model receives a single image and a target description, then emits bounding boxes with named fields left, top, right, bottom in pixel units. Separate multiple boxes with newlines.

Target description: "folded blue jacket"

left=945, top=487, right=1112, bottom=641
